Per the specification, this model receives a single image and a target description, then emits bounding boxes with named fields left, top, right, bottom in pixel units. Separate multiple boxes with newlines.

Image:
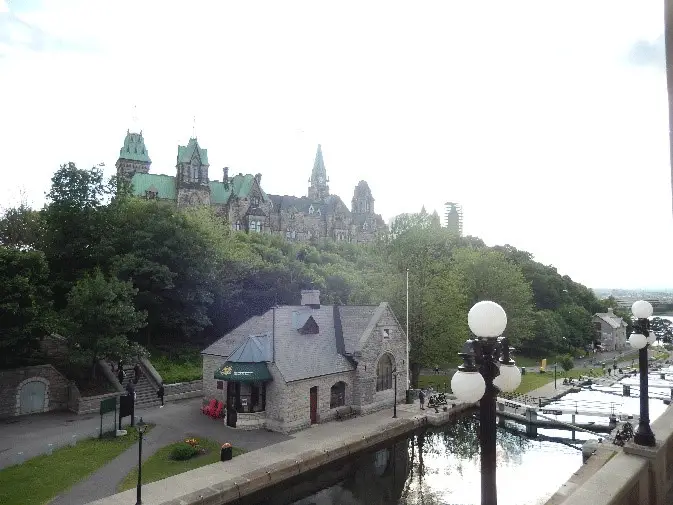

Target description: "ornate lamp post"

left=451, top=301, right=522, bottom=505
left=627, top=300, right=656, bottom=447
left=136, top=417, right=148, bottom=505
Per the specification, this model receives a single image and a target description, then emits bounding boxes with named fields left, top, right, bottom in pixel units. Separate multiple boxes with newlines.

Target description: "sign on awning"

left=214, top=361, right=273, bottom=382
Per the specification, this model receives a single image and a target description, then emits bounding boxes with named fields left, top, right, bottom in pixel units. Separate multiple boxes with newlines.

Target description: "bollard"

left=526, top=409, right=538, bottom=438
left=623, top=384, right=631, bottom=397
left=220, top=443, right=233, bottom=462
left=661, top=373, right=666, bottom=380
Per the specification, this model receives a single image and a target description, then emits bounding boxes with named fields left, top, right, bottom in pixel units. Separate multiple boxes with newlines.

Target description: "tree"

left=0, top=248, right=53, bottom=368
left=651, top=317, right=673, bottom=343
left=64, top=269, right=147, bottom=376
left=0, top=204, right=45, bottom=250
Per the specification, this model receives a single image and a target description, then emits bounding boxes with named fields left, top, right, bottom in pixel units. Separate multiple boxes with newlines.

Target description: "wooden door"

left=310, top=386, right=318, bottom=424
left=20, top=381, right=46, bottom=414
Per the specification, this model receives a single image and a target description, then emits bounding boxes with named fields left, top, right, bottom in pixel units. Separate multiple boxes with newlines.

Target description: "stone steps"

left=120, top=366, right=159, bottom=408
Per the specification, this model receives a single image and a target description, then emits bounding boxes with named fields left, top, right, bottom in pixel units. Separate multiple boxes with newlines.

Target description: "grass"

left=418, top=367, right=607, bottom=395
left=0, top=425, right=152, bottom=505
left=118, top=438, right=244, bottom=491
left=150, top=346, right=203, bottom=383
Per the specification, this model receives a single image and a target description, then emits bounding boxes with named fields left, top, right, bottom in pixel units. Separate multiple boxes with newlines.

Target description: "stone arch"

left=16, top=377, right=50, bottom=415
left=375, top=353, right=395, bottom=392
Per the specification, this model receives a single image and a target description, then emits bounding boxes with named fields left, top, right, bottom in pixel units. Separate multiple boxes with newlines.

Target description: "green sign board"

left=100, top=397, right=116, bottom=415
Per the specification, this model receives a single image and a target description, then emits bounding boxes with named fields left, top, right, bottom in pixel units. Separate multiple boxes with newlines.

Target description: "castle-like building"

left=115, top=131, right=386, bottom=243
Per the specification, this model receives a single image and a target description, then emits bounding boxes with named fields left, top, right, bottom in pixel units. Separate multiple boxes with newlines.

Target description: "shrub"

left=169, top=443, right=199, bottom=461
left=558, top=354, right=574, bottom=372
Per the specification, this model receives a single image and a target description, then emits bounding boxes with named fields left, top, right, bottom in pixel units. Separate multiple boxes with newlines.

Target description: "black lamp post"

left=136, top=417, right=148, bottom=505
left=628, top=300, right=656, bottom=447
left=451, top=301, right=522, bottom=505
left=393, top=369, right=398, bottom=418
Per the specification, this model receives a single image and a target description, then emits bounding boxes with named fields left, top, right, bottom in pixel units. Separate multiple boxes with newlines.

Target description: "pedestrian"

left=434, top=365, right=439, bottom=375
left=117, top=366, right=125, bottom=385
left=126, top=381, right=136, bottom=402
left=133, top=363, right=142, bottom=384
left=419, top=389, right=426, bottom=410
left=157, top=382, right=165, bottom=408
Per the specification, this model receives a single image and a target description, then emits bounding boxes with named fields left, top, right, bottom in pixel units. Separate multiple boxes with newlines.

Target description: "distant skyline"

left=0, top=0, right=671, bottom=290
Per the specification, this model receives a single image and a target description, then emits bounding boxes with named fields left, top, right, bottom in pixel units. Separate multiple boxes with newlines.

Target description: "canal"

left=242, top=413, right=591, bottom=505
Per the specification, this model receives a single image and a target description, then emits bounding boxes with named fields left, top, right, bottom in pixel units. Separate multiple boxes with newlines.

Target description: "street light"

left=628, top=300, right=656, bottom=447
left=451, top=301, right=522, bottom=505
left=136, top=417, right=148, bottom=505
left=393, top=369, right=399, bottom=419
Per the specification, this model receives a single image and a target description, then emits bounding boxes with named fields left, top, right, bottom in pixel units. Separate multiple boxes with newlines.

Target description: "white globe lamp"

left=632, top=300, right=653, bottom=319
left=494, top=364, right=522, bottom=393
left=647, top=332, right=657, bottom=345
left=629, top=332, right=647, bottom=350
left=468, top=301, right=508, bottom=338
left=451, top=370, right=486, bottom=404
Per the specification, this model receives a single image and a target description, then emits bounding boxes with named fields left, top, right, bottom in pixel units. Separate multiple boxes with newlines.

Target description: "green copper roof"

left=119, top=131, right=151, bottom=163
left=209, top=181, right=232, bottom=204
left=311, top=144, right=327, bottom=181
left=229, top=174, right=269, bottom=201
left=130, top=173, right=176, bottom=200
left=177, top=138, right=209, bottom=165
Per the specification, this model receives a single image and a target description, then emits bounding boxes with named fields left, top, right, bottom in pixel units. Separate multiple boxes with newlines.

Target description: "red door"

left=310, top=386, right=318, bottom=424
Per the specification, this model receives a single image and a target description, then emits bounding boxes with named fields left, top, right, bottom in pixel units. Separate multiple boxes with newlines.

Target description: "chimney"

left=607, top=308, right=614, bottom=315
left=223, top=167, right=229, bottom=184
left=255, top=173, right=262, bottom=184
left=300, top=289, right=321, bottom=308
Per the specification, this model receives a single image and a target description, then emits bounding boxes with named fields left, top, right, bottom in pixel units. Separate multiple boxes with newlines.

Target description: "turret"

left=176, top=137, right=209, bottom=185
left=116, top=130, right=151, bottom=180
left=351, top=180, right=375, bottom=214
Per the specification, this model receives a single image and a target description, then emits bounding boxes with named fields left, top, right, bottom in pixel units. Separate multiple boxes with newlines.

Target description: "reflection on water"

left=249, top=415, right=586, bottom=505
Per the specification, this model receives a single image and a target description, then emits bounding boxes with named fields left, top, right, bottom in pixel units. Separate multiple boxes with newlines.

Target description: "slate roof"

left=202, top=303, right=387, bottom=382
left=595, top=312, right=626, bottom=329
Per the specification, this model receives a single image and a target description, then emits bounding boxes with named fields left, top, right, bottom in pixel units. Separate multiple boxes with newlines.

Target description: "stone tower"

left=308, top=144, right=329, bottom=201
left=351, top=180, right=375, bottom=215
left=116, top=130, right=151, bottom=180
left=175, top=137, right=211, bottom=207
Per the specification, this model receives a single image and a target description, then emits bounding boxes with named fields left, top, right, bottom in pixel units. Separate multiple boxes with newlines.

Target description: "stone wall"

left=0, top=365, right=70, bottom=418
left=203, top=354, right=225, bottom=401
left=353, top=304, right=408, bottom=415
left=548, top=405, right=673, bottom=505
left=165, top=380, right=203, bottom=401
left=71, top=391, right=122, bottom=415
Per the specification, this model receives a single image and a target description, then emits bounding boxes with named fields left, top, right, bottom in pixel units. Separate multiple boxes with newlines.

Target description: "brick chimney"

left=300, top=289, right=321, bottom=308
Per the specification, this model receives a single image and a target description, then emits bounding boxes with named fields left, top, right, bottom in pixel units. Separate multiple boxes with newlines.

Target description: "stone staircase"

left=120, top=364, right=160, bottom=408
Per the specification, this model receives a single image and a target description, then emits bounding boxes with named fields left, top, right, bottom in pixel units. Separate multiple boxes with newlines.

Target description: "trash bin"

left=521, top=367, right=526, bottom=375
left=220, top=443, right=233, bottom=461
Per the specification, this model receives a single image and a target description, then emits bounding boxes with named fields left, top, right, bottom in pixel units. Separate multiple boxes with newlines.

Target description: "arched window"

left=235, top=221, right=241, bottom=231
left=376, top=354, right=393, bottom=392
left=330, top=381, right=346, bottom=408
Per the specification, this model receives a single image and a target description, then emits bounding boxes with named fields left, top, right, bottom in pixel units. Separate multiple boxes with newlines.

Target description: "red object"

left=211, top=401, right=224, bottom=419
left=202, top=399, right=217, bottom=416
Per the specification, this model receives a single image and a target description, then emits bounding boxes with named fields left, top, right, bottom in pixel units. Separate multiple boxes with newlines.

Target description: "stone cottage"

left=201, top=290, right=408, bottom=433
left=592, top=308, right=628, bottom=351
left=0, top=365, right=70, bottom=419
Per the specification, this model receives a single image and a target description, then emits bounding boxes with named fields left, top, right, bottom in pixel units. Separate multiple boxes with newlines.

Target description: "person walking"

left=133, top=363, right=142, bottom=384
left=117, top=366, right=125, bottom=385
left=419, top=389, right=426, bottom=410
left=157, top=382, right=165, bottom=408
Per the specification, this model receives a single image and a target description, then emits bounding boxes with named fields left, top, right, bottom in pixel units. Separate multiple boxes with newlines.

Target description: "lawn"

left=0, top=426, right=152, bottom=505
left=418, top=367, right=607, bottom=395
left=149, top=346, right=203, bottom=383
left=118, top=438, right=244, bottom=491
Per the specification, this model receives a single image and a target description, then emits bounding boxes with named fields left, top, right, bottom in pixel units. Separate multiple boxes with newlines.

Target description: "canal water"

left=244, top=414, right=591, bottom=505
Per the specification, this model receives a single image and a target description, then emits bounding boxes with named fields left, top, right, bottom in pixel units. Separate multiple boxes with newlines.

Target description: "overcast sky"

left=0, top=0, right=670, bottom=290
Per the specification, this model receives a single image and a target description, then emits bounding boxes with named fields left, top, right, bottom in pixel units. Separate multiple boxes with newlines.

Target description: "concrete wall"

left=551, top=406, right=673, bottom=505
left=0, top=365, right=70, bottom=418
left=164, top=380, right=203, bottom=401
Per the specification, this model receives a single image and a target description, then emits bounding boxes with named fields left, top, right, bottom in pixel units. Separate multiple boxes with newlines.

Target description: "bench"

left=334, top=406, right=356, bottom=421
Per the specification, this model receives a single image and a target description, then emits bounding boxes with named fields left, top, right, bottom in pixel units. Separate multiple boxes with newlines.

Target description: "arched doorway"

left=19, top=379, right=47, bottom=414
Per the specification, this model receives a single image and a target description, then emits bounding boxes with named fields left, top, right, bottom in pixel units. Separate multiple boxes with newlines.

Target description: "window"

left=330, top=381, right=346, bottom=408
left=382, top=328, right=390, bottom=339
left=144, top=190, right=157, bottom=200
left=235, top=221, right=241, bottom=231
left=376, top=354, right=393, bottom=392
left=249, top=220, right=262, bottom=233
left=316, top=208, right=321, bottom=216
left=251, top=197, right=260, bottom=206
left=308, top=205, right=314, bottom=215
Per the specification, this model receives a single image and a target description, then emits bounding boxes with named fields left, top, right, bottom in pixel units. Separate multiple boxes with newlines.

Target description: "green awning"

left=214, top=362, right=273, bottom=382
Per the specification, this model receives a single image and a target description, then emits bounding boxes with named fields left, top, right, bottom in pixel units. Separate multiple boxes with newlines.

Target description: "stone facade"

left=117, top=132, right=387, bottom=244
left=0, top=365, right=70, bottom=419
left=592, top=308, right=628, bottom=351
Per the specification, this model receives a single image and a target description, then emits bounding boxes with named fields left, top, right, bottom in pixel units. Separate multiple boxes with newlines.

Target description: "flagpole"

left=406, top=268, right=410, bottom=389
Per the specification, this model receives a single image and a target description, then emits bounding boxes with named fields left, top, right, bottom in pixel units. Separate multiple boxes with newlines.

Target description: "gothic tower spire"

left=308, top=144, right=329, bottom=200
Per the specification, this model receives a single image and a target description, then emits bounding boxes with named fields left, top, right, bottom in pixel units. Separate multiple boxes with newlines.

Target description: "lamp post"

left=393, top=369, right=398, bottom=419
left=136, top=417, right=148, bottom=505
left=451, top=301, right=522, bottom=505
left=628, top=300, right=656, bottom=447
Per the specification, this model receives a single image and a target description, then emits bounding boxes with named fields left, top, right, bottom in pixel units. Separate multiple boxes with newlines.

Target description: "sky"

left=0, top=0, right=671, bottom=290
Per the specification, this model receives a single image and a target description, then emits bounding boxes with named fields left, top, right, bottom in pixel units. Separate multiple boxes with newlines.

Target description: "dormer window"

left=293, top=312, right=319, bottom=335
left=251, top=197, right=260, bottom=206
left=382, top=328, right=391, bottom=339
left=308, top=205, right=315, bottom=215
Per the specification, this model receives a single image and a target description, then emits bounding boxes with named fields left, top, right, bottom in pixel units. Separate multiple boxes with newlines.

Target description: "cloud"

left=628, top=34, right=665, bottom=69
